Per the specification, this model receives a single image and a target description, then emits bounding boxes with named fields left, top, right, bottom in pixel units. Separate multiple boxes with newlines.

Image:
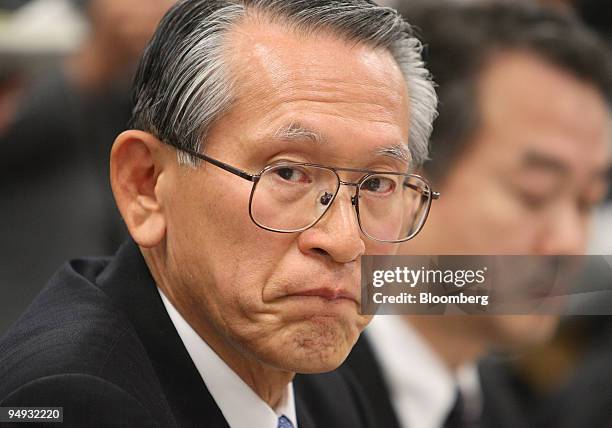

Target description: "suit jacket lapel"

left=343, top=334, right=402, bottom=428
left=295, top=391, right=316, bottom=428
left=97, top=240, right=229, bottom=427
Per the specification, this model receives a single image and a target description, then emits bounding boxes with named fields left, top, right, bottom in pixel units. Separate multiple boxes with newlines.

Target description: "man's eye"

left=362, top=176, right=396, bottom=194
left=580, top=185, right=608, bottom=215
left=577, top=197, right=601, bottom=216
left=274, top=167, right=310, bottom=183
left=577, top=200, right=593, bottom=216
left=517, top=191, right=549, bottom=210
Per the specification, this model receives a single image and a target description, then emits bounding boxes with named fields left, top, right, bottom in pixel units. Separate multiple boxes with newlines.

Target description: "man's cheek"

left=366, top=241, right=397, bottom=255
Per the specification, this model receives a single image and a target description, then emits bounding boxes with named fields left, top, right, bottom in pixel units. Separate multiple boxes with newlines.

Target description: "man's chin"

left=282, top=346, right=352, bottom=374
left=266, top=321, right=362, bottom=373
left=491, top=314, right=560, bottom=349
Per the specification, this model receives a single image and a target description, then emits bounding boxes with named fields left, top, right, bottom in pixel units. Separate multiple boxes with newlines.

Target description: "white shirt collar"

left=158, top=288, right=298, bottom=428
left=365, top=316, right=481, bottom=428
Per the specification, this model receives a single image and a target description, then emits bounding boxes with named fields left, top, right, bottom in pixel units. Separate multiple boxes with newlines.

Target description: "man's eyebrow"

left=521, top=150, right=571, bottom=177
left=273, top=122, right=325, bottom=144
left=375, top=143, right=412, bottom=165
left=522, top=151, right=612, bottom=183
left=273, top=122, right=412, bottom=166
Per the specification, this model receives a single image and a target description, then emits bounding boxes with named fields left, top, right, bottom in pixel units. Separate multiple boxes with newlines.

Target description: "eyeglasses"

left=178, top=147, right=439, bottom=243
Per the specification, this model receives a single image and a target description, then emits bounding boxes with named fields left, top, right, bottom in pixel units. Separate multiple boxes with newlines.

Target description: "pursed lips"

left=288, top=286, right=360, bottom=304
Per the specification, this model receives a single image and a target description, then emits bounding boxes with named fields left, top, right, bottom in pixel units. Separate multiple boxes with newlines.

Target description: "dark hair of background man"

left=398, top=1, right=612, bottom=188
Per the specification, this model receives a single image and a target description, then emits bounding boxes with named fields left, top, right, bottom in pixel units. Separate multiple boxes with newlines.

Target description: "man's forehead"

left=226, top=14, right=409, bottom=119
left=473, top=52, right=611, bottom=171
left=479, top=51, right=610, bottom=136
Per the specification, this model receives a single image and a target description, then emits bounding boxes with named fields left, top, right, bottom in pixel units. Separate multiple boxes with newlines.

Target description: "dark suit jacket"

left=0, top=241, right=374, bottom=427
left=341, top=335, right=402, bottom=428
left=342, top=333, right=536, bottom=428
left=491, top=317, right=612, bottom=428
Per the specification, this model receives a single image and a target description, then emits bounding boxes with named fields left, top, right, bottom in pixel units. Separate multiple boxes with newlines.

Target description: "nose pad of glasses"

left=319, top=191, right=334, bottom=206
left=351, top=195, right=358, bottom=206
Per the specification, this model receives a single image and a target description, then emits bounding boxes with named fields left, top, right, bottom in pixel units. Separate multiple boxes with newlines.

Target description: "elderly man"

left=0, top=0, right=437, bottom=426
left=343, top=2, right=612, bottom=428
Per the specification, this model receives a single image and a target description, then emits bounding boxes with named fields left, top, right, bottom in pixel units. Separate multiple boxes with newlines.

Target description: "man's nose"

left=297, top=187, right=365, bottom=264
left=535, top=205, right=588, bottom=255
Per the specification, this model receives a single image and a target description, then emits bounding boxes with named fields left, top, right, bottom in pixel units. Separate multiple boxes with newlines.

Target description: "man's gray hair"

left=131, top=0, right=437, bottom=167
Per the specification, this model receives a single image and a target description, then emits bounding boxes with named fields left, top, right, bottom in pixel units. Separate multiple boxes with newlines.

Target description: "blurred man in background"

left=0, top=0, right=174, bottom=334
left=343, top=2, right=612, bottom=427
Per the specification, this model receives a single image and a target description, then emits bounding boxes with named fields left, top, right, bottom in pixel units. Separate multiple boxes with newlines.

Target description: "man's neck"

left=188, top=316, right=294, bottom=409
left=406, top=315, right=485, bottom=371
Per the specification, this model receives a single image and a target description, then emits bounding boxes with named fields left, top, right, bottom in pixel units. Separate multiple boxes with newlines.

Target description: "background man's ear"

left=110, top=130, right=169, bottom=248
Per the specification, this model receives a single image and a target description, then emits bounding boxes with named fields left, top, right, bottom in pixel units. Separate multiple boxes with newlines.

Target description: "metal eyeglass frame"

left=178, top=147, right=440, bottom=243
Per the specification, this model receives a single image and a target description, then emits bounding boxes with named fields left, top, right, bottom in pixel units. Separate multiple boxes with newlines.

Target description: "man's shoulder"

left=0, top=256, right=143, bottom=397
left=1, top=373, right=159, bottom=427
left=0, top=254, right=178, bottom=425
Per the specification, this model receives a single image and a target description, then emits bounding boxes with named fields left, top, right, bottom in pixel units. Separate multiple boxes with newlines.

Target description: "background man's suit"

left=342, top=334, right=533, bottom=428
left=0, top=241, right=373, bottom=427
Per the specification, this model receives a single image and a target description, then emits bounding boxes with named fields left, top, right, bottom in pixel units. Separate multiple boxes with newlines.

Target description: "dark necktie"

left=444, top=389, right=465, bottom=428
left=278, top=415, right=294, bottom=428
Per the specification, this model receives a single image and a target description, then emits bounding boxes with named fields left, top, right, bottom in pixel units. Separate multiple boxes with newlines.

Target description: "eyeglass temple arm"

left=404, top=182, right=440, bottom=200
left=182, top=148, right=257, bottom=182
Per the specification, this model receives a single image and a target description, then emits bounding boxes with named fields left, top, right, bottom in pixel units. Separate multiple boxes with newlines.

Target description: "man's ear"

left=110, top=130, right=170, bottom=248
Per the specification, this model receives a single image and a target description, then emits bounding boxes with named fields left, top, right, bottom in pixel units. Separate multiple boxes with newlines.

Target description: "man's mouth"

left=289, top=287, right=359, bottom=304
